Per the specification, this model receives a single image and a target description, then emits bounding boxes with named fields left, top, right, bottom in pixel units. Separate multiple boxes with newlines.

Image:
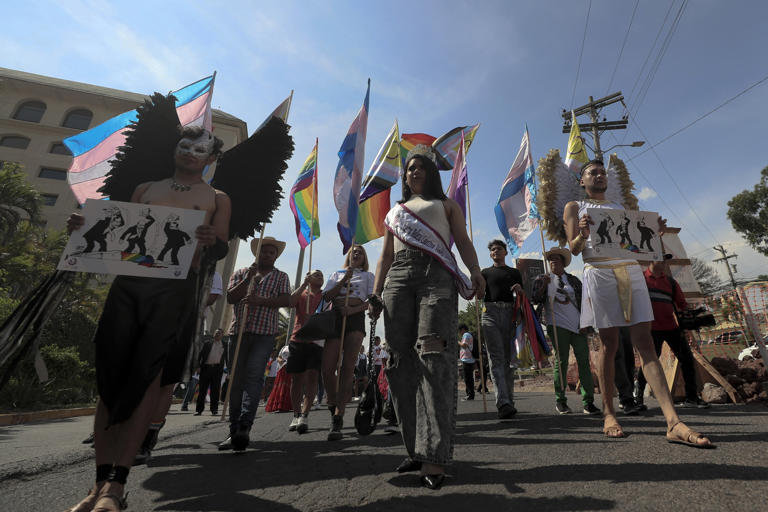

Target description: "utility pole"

left=562, top=91, right=628, bottom=162
left=712, top=245, right=738, bottom=289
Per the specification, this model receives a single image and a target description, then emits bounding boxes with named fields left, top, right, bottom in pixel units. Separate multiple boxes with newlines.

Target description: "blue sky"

left=5, top=0, right=768, bottom=294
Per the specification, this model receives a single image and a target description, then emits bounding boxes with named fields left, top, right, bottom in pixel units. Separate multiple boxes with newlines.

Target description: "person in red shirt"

left=638, top=254, right=710, bottom=408
left=286, top=270, right=325, bottom=434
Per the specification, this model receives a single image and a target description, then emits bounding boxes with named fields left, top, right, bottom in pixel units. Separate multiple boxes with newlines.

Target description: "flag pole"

left=221, top=224, right=266, bottom=421
left=285, top=248, right=305, bottom=344
left=334, top=239, right=354, bottom=410
left=464, top=179, right=488, bottom=413
left=306, top=138, right=318, bottom=314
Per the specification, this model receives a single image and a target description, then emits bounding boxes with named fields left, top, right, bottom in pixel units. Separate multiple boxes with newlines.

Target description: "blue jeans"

left=228, top=333, right=275, bottom=432
left=383, top=250, right=458, bottom=465
left=482, top=302, right=517, bottom=409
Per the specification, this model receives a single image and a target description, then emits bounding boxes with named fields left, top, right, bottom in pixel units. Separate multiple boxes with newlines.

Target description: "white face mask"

left=175, top=130, right=215, bottom=161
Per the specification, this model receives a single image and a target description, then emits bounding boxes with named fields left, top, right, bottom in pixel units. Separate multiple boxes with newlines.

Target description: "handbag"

left=293, top=310, right=337, bottom=341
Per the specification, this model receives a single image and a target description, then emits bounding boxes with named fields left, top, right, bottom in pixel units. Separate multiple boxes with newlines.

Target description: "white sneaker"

left=288, top=416, right=300, bottom=431
left=296, top=415, right=309, bottom=434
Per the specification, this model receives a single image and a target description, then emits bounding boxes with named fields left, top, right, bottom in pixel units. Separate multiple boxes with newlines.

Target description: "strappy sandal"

left=92, top=490, right=128, bottom=511
left=666, top=421, right=715, bottom=449
left=65, top=488, right=100, bottom=512
left=603, top=423, right=626, bottom=438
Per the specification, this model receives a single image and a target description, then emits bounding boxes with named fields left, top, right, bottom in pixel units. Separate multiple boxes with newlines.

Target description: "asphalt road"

left=1, top=391, right=766, bottom=511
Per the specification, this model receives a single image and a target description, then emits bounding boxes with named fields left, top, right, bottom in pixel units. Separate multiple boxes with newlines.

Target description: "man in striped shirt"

left=220, top=236, right=291, bottom=452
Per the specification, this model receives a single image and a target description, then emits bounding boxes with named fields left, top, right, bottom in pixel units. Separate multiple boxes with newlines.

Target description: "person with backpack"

left=637, top=254, right=709, bottom=409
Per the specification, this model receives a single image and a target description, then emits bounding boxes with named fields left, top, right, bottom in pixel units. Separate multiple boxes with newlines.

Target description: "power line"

left=630, top=118, right=723, bottom=247
left=606, top=0, right=640, bottom=95
left=628, top=0, right=688, bottom=116
left=607, top=131, right=712, bottom=253
left=570, top=0, right=592, bottom=109
left=625, top=0, right=676, bottom=105
left=629, top=72, right=768, bottom=159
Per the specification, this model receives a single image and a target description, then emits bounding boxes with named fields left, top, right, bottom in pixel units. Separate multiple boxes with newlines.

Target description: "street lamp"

left=602, top=140, right=645, bottom=153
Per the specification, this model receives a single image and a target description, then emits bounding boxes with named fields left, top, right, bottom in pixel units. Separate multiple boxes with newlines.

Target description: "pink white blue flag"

left=63, top=75, right=215, bottom=204
left=494, top=126, right=540, bottom=258
left=333, top=80, right=370, bottom=254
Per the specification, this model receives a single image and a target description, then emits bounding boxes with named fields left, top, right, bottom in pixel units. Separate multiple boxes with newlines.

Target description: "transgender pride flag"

left=494, top=126, right=540, bottom=258
left=63, top=75, right=215, bottom=204
left=333, top=80, right=370, bottom=254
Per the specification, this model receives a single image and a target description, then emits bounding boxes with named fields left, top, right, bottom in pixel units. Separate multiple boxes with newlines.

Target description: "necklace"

left=170, top=179, right=194, bottom=192
left=588, top=198, right=612, bottom=204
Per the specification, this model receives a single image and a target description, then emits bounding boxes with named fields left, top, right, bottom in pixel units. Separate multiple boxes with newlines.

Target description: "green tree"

left=457, top=302, right=481, bottom=341
left=0, top=163, right=42, bottom=245
left=690, top=257, right=724, bottom=296
left=727, top=166, right=768, bottom=256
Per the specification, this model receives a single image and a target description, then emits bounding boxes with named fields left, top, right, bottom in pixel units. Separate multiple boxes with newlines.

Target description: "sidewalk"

left=0, top=404, right=224, bottom=481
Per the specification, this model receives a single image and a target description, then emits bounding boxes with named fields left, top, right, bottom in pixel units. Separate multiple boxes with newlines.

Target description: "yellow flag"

left=564, top=111, right=589, bottom=176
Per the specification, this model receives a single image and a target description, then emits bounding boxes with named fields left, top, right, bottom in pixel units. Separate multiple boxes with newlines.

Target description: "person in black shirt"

left=480, top=239, right=523, bottom=419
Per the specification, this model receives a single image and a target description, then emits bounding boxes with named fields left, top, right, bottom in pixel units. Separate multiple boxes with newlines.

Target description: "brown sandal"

left=603, top=423, right=626, bottom=438
left=666, top=421, right=715, bottom=449
left=92, top=491, right=128, bottom=511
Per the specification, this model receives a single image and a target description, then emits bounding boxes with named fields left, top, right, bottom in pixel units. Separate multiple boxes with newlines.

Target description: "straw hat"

left=251, top=236, right=286, bottom=258
left=544, top=246, right=572, bottom=267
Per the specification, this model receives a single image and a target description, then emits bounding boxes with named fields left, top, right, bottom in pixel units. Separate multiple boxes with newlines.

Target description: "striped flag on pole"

left=333, top=80, right=370, bottom=253
left=289, top=140, right=320, bottom=249
left=63, top=75, right=215, bottom=204
left=446, top=131, right=468, bottom=221
left=494, top=127, right=539, bottom=258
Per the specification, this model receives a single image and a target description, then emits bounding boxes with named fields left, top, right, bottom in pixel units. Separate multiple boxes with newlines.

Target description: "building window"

left=12, top=101, right=47, bottom=123
left=41, top=193, right=58, bottom=206
left=50, top=142, right=72, bottom=155
left=62, top=109, right=93, bottom=130
left=39, top=167, right=67, bottom=180
left=0, top=135, right=31, bottom=149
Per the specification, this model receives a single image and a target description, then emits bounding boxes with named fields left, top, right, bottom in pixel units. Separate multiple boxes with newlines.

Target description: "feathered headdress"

left=536, top=150, right=638, bottom=246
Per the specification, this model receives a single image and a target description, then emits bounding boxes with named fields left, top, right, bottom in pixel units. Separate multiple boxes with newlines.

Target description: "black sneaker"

left=462, top=395, right=475, bottom=401
left=180, top=405, right=189, bottom=411
left=231, top=424, right=250, bottom=452
left=621, top=401, right=639, bottom=416
left=695, top=399, right=711, bottom=409
left=327, top=414, right=343, bottom=441
left=498, top=403, right=517, bottom=419
left=583, top=403, right=601, bottom=415
left=555, top=402, right=572, bottom=414
left=634, top=400, right=648, bottom=412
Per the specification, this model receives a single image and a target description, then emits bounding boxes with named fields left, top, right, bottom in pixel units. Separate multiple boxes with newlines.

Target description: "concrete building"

left=0, top=66, right=245, bottom=332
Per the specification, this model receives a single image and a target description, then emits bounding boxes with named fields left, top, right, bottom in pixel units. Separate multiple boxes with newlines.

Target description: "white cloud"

left=637, top=186, right=658, bottom=200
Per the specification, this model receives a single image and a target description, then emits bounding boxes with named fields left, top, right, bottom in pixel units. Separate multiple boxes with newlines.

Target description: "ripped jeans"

left=383, top=249, right=458, bottom=465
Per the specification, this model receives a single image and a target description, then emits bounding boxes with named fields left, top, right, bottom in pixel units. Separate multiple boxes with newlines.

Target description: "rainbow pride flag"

left=356, top=121, right=401, bottom=244
left=63, top=75, right=215, bottom=204
left=433, top=124, right=480, bottom=168
left=289, top=140, right=320, bottom=249
left=400, top=132, right=436, bottom=167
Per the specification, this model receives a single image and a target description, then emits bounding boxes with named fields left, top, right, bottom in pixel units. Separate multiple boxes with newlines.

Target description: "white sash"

left=384, top=203, right=475, bottom=300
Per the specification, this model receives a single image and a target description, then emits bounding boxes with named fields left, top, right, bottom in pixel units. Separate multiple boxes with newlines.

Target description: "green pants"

left=547, top=325, right=594, bottom=406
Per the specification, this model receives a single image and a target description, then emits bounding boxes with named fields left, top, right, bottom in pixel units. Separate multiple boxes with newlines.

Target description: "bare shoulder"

left=130, top=181, right=156, bottom=203
left=564, top=201, right=580, bottom=216
left=443, top=197, right=461, bottom=217
left=214, top=188, right=231, bottom=206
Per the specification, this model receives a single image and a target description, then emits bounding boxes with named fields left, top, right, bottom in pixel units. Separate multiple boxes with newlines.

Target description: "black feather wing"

left=99, top=93, right=181, bottom=202
left=211, top=116, right=294, bottom=240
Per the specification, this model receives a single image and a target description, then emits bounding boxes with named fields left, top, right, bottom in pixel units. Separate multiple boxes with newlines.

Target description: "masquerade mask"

left=176, top=130, right=215, bottom=160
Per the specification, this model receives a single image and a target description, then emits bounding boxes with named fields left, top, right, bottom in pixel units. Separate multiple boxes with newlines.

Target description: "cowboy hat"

left=544, top=246, right=572, bottom=267
left=251, top=236, right=286, bottom=258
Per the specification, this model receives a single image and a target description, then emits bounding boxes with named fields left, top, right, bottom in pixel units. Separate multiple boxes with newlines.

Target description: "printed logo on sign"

left=174, top=269, right=182, bottom=277
left=67, top=257, right=78, bottom=265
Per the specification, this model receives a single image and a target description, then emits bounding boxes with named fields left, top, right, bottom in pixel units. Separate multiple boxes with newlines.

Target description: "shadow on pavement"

left=332, top=493, right=615, bottom=512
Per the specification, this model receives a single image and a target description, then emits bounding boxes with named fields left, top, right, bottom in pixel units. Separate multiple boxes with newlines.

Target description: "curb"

left=0, top=407, right=95, bottom=426
left=0, top=399, right=185, bottom=426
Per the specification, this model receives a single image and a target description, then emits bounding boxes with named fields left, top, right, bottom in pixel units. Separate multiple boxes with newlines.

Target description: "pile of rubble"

left=710, top=355, right=767, bottom=403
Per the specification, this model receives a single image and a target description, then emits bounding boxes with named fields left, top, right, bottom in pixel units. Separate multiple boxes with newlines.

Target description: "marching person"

left=637, top=255, right=710, bottom=409
left=458, top=324, right=476, bottom=401
left=195, top=328, right=226, bottom=416
left=532, top=247, right=600, bottom=415
left=321, top=244, right=374, bottom=441
left=220, top=236, right=291, bottom=452
left=65, top=126, right=231, bottom=511
left=481, top=239, right=523, bottom=419
left=286, top=270, right=325, bottom=433
left=370, top=145, right=485, bottom=490
left=564, top=159, right=712, bottom=447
